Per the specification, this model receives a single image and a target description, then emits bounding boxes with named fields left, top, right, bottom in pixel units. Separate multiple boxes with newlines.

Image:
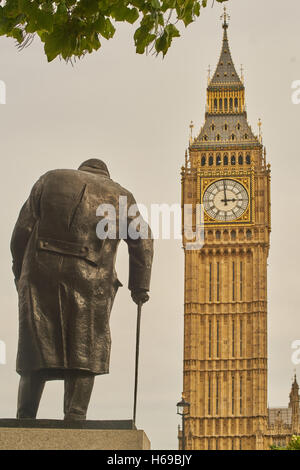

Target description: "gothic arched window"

left=209, top=155, right=214, bottom=166
left=224, top=154, right=228, bottom=166
left=216, top=154, right=221, bottom=166
left=231, top=154, right=236, bottom=165
left=238, top=154, right=243, bottom=165
left=201, top=155, right=206, bottom=166
left=246, top=154, right=251, bottom=164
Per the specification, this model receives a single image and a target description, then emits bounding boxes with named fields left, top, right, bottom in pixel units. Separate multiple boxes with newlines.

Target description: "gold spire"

left=220, top=5, right=230, bottom=29
left=258, top=118, right=262, bottom=143
left=208, top=7, right=243, bottom=89
left=240, top=64, right=244, bottom=83
left=207, top=64, right=211, bottom=84
left=189, top=120, right=194, bottom=144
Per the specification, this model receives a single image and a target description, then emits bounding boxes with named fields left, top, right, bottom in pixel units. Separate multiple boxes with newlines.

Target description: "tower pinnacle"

left=190, top=10, right=260, bottom=149
left=220, top=5, right=230, bottom=29
left=289, top=374, right=299, bottom=433
left=209, top=10, right=243, bottom=88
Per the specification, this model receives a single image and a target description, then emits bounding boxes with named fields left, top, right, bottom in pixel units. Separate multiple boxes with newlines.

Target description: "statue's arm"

left=10, top=176, right=45, bottom=283
left=124, top=193, right=154, bottom=293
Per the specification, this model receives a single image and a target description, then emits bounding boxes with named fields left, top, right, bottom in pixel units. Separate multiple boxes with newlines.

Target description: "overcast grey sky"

left=0, top=0, right=299, bottom=449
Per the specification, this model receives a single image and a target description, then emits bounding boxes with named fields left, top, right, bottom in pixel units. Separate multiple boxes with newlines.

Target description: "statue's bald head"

left=78, top=159, right=110, bottom=177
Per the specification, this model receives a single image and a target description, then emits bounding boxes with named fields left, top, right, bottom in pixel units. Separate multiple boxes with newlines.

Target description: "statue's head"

left=78, top=159, right=110, bottom=177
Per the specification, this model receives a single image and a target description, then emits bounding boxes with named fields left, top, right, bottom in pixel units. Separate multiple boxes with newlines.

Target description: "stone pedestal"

left=0, top=419, right=151, bottom=450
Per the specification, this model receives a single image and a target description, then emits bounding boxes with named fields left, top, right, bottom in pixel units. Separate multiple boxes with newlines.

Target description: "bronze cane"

left=133, top=301, right=142, bottom=427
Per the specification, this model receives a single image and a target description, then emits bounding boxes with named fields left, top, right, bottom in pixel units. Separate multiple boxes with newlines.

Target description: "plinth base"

left=0, top=419, right=151, bottom=450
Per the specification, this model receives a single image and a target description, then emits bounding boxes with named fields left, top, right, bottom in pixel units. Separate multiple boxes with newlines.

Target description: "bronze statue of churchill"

left=10, top=159, right=153, bottom=421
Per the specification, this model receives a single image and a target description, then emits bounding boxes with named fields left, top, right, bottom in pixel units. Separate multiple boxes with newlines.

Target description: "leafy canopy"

left=0, top=0, right=227, bottom=62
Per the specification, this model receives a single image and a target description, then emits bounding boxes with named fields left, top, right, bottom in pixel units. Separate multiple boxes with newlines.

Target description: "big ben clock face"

left=203, top=179, right=249, bottom=222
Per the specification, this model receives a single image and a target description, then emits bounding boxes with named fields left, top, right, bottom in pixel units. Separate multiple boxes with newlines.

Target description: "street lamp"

left=177, top=395, right=190, bottom=450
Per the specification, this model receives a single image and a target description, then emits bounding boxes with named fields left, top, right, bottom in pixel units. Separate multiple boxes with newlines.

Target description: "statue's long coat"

left=11, top=167, right=153, bottom=378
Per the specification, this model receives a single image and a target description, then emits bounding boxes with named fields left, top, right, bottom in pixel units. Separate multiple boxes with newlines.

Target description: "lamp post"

left=177, top=396, right=190, bottom=451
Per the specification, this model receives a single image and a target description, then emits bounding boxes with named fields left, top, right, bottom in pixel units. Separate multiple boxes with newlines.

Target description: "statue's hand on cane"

left=131, top=288, right=149, bottom=305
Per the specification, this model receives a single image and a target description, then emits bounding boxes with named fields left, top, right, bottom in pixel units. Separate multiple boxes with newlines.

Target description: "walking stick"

left=133, top=301, right=142, bottom=427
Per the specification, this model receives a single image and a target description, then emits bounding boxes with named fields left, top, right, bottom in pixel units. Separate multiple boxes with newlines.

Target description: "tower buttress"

left=289, top=375, right=300, bottom=433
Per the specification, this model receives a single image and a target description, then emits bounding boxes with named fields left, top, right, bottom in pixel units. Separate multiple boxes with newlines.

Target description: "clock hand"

left=221, top=198, right=237, bottom=203
left=223, top=180, right=228, bottom=206
left=221, top=197, right=248, bottom=203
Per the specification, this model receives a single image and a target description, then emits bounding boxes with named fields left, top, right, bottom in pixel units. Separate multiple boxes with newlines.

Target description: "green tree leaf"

left=44, top=28, right=66, bottom=62
left=93, top=16, right=116, bottom=39
left=10, top=27, right=23, bottom=43
left=151, top=0, right=161, bottom=9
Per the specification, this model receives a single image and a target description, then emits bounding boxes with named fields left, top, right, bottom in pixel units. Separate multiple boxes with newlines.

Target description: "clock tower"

left=181, top=9, right=271, bottom=450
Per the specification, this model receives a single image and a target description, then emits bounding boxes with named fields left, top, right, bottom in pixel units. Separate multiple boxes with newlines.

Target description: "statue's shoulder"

left=39, top=170, right=135, bottom=201
left=38, top=169, right=91, bottom=187
left=42, top=168, right=80, bottom=180
left=108, top=178, right=135, bottom=200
